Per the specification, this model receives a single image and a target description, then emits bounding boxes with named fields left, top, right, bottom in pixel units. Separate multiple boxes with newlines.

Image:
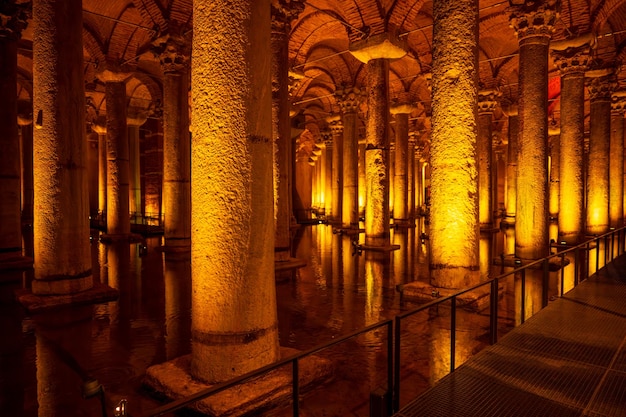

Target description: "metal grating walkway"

left=394, top=255, right=626, bottom=417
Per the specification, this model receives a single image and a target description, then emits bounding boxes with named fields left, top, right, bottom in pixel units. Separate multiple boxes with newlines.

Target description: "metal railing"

left=119, top=227, right=625, bottom=417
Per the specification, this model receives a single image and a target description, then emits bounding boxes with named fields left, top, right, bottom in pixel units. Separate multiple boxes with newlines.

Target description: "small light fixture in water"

left=114, top=399, right=127, bottom=416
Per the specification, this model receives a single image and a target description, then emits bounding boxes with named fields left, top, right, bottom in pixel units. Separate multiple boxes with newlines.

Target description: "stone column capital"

left=349, top=29, right=407, bottom=63
left=325, top=114, right=343, bottom=134
left=271, top=0, right=305, bottom=33
left=127, top=108, right=149, bottom=127
left=335, top=86, right=365, bottom=114
left=586, top=68, right=617, bottom=101
left=320, top=130, right=333, bottom=146
left=551, top=33, right=594, bottom=76
left=152, top=28, right=191, bottom=74
left=390, top=102, right=417, bottom=115
left=91, top=115, right=107, bottom=135
left=0, top=1, right=30, bottom=41
left=508, top=1, right=559, bottom=40
left=611, top=91, right=626, bottom=114
left=478, top=89, right=502, bottom=114
left=287, top=69, right=305, bottom=99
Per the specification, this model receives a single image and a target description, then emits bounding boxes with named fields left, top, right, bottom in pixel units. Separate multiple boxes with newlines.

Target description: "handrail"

left=129, top=226, right=625, bottom=417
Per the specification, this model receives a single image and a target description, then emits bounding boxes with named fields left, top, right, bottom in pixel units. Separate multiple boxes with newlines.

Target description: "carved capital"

left=288, top=69, right=305, bottom=99
left=152, top=23, right=190, bottom=74
left=271, top=0, right=305, bottom=33
left=325, top=115, right=343, bottom=135
left=586, top=70, right=617, bottom=101
left=611, top=91, right=626, bottom=114
left=508, top=1, right=559, bottom=40
left=551, top=34, right=594, bottom=76
left=335, top=86, right=364, bottom=114
left=478, top=89, right=501, bottom=114
left=320, top=130, right=333, bottom=147
left=0, top=1, right=29, bottom=41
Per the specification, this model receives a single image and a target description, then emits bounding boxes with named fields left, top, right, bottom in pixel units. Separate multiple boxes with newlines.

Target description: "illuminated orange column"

left=548, top=127, right=560, bottom=220
left=391, top=104, right=414, bottom=224
left=127, top=112, right=146, bottom=218
left=322, top=132, right=333, bottom=217
left=271, top=2, right=303, bottom=257
left=610, top=92, right=626, bottom=228
left=407, top=131, right=417, bottom=222
left=358, top=139, right=366, bottom=216
left=585, top=70, right=615, bottom=235
left=142, top=117, right=163, bottom=219
left=429, top=0, right=479, bottom=289
left=99, top=70, right=132, bottom=239
left=327, top=115, right=343, bottom=223
left=551, top=37, right=591, bottom=244
left=0, top=4, right=29, bottom=270
left=503, top=104, right=518, bottom=226
left=477, top=90, right=499, bottom=229
left=31, top=0, right=93, bottom=294
left=156, top=32, right=191, bottom=251
left=191, top=0, right=279, bottom=383
left=510, top=3, right=556, bottom=261
left=91, top=118, right=107, bottom=215
left=336, top=87, right=363, bottom=229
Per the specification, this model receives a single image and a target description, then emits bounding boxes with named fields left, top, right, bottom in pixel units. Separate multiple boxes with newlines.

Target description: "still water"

left=0, top=222, right=582, bottom=416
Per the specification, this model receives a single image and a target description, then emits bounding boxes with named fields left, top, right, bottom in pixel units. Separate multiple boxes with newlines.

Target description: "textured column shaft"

left=105, top=81, right=130, bottom=236
left=87, top=133, right=99, bottom=216
left=330, top=121, right=343, bottom=222
left=478, top=112, right=493, bottom=227
left=358, top=141, right=366, bottom=215
left=323, top=138, right=333, bottom=216
left=429, top=0, right=479, bottom=289
left=163, top=70, right=191, bottom=249
left=549, top=134, right=560, bottom=219
left=407, top=136, right=416, bottom=220
left=342, top=111, right=359, bottom=227
left=0, top=36, right=22, bottom=263
left=559, top=73, right=585, bottom=242
left=32, top=0, right=92, bottom=294
left=128, top=123, right=142, bottom=216
left=610, top=108, right=624, bottom=228
left=505, top=113, right=519, bottom=221
left=191, top=0, right=279, bottom=384
left=587, top=91, right=611, bottom=235
left=393, top=112, right=409, bottom=220
left=516, top=37, right=550, bottom=260
left=365, top=58, right=390, bottom=246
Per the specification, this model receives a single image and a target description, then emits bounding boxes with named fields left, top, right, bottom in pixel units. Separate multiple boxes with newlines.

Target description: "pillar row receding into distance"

left=585, top=69, right=615, bottom=236
left=502, top=103, right=518, bottom=226
left=127, top=110, right=147, bottom=219
left=391, top=103, right=416, bottom=224
left=551, top=34, right=592, bottom=244
left=510, top=1, right=556, bottom=261
left=0, top=1, right=30, bottom=270
left=477, top=89, right=500, bottom=230
left=350, top=31, right=407, bottom=248
left=327, top=115, right=343, bottom=223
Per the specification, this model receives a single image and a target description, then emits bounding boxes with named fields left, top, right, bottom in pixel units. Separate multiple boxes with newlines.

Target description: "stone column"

left=271, top=0, right=304, bottom=258
left=502, top=103, right=518, bottom=226
left=31, top=0, right=92, bottom=294
left=429, top=0, right=479, bottom=289
left=510, top=1, right=556, bottom=261
left=350, top=31, right=407, bottom=248
left=321, top=131, right=333, bottom=218
left=585, top=69, right=615, bottom=235
left=327, top=115, right=343, bottom=223
left=0, top=1, right=29, bottom=270
left=336, top=86, right=364, bottom=229
left=610, top=92, right=626, bottom=229
left=407, top=131, right=417, bottom=223
left=154, top=30, right=191, bottom=251
left=190, top=0, right=279, bottom=383
left=551, top=35, right=591, bottom=244
left=127, top=111, right=147, bottom=219
left=548, top=124, right=560, bottom=220
left=358, top=138, right=366, bottom=216
left=391, top=104, right=415, bottom=224
left=18, top=108, right=34, bottom=227
left=142, top=116, right=163, bottom=222
left=91, top=118, right=107, bottom=216
left=477, top=90, right=499, bottom=229
left=99, top=68, right=132, bottom=240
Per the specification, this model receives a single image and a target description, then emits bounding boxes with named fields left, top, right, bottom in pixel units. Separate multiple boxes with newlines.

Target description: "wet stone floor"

left=0, top=223, right=527, bottom=417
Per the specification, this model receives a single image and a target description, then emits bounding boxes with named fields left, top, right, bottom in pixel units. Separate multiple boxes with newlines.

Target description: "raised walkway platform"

left=394, top=254, right=626, bottom=417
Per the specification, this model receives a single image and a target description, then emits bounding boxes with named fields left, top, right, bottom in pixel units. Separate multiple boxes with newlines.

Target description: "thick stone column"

left=0, top=2, right=29, bottom=270
left=127, top=111, right=147, bottom=219
left=551, top=36, right=591, bottom=244
left=548, top=125, right=560, bottom=220
left=585, top=69, right=615, bottom=235
left=31, top=0, right=92, bottom=294
left=391, top=104, right=415, bottom=224
left=190, top=0, right=279, bottom=383
left=336, top=87, right=364, bottom=229
left=271, top=1, right=304, bottom=258
left=321, top=131, right=333, bottom=218
left=358, top=138, right=366, bottom=216
left=477, top=90, right=499, bottom=229
left=502, top=104, right=518, bottom=226
left=92, top=118, right=107, bottom=216
left=510, top=1, right=556, bottom=261
left=154, top=30, right=191, bottom=251
left=99, top=69, right=132, bottom=240
left=327, top=115, right=343, bottom=223
left=429, top=0, right=479, bottom=289
left=610, top=92, right=626, bottom=228
left=407, top=131, right=417, bottom=223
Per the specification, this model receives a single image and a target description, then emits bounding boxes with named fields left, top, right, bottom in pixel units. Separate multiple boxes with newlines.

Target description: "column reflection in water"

left=0, top=283, right=24, bottom=417
left=341, top=235, right=357, bottom=332
left=479, top=232, right=493, bottom=281
left=163, top=253, right=192, bottom=360
left=392, top=229, right=412, bottom=288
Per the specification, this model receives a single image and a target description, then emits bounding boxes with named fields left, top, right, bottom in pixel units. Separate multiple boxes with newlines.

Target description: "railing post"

left=490, top=278, right=498, bottom=344
left=293, top=359, right=299, bottom=417
left=520, top=269, right=526, bottom=324
left=450, top=297, right=456, bottom=373
left=393, top=316, right=401, bottom=413
left=574, top=246, right=580, bottom=287
left=542, top=259, right=549, bottom=308
left=596, top=237, right=600, bottom=273
left=559, top=253, right=565, bottom=296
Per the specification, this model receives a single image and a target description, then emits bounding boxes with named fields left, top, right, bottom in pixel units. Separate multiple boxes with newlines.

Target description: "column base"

left=392, top=218, right=416, bottom=228
left=480, top=225, right=500, bottom=234
left=100, top=233, right=143, bottom=243
left=500, top=217, right=516, bottom=228
left=275, top=257, right=307, bottom=282
left=143, top=347, right=333, bottom=416
left=359, top=243, right=400, bottom=252
left=0, top=255, right=33, bottom=273
left=333, top=226, right=363, bottom=236
left=16, top=282, right=119, bottom=314
left=398, top=281, right=495, bottom=312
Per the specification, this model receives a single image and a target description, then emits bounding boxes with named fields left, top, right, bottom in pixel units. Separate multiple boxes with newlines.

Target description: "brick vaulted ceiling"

left=14, top=0, right=626, bottom=140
